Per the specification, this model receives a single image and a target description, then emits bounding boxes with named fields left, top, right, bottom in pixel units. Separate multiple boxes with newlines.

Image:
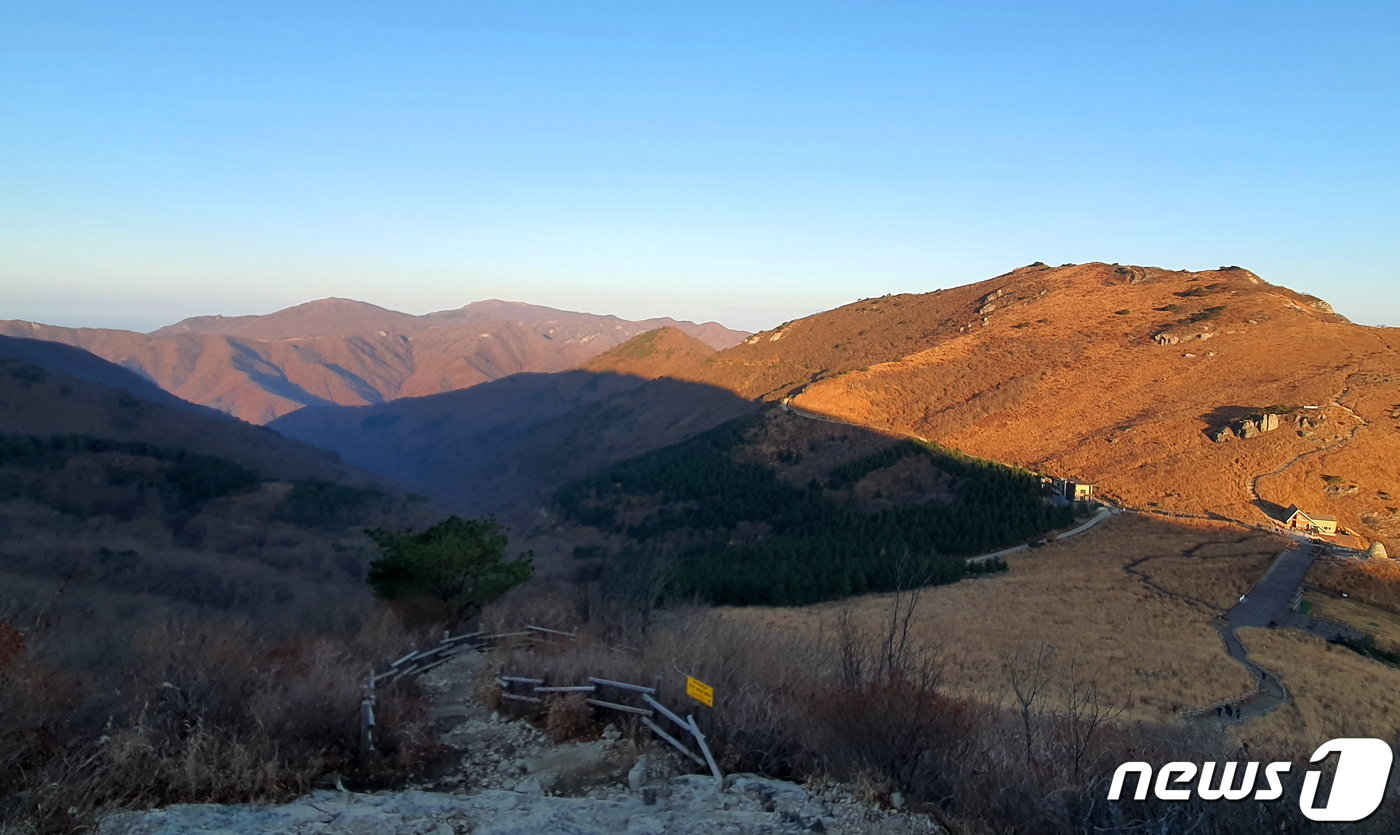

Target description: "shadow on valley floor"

left=269, top=370, right=763, bottom=516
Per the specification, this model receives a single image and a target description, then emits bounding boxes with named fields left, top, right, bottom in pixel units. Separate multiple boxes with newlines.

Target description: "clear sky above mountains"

left=3, top=1, right=1397, bottom=331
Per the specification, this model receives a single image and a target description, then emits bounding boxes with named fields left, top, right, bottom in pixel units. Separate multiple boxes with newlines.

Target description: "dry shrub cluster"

left=0, top=609, right=437, bottom=834
left=480, top=590, right=1400, bottom=833
left=543, top=693, right=596, bottom=743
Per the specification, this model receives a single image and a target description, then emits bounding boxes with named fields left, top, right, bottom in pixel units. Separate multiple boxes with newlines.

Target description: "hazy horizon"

left=2, top=259, right=1391, bottom=336
left=4, top=2, right=1397, bottom=331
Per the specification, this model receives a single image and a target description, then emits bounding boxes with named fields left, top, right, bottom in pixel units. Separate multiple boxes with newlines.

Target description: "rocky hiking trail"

left=102, top=651, right=941, bottom=835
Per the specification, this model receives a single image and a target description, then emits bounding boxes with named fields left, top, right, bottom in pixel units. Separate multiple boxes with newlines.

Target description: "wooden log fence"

left=359, top=625, right=574, bottom=759
left=498, top=672, right=722, bottom=782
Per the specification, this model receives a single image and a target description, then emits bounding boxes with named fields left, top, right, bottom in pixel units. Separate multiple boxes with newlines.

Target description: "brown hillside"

left=152, top=297, right=420, bottom=339
left=0, top=340, right=358, bottom=482
left=0, top=344, right=443, bottom=653
left=0, top=300, right=749, bottom=423
left=579, top=327, right=716, bottom=379
left=691, top=262, right=1400, bottom=551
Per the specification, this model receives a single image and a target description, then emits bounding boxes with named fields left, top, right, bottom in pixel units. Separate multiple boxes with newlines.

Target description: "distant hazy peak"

left=144, top=296, right=748, bottom=348
left=151, top=298, right=420, bottom=340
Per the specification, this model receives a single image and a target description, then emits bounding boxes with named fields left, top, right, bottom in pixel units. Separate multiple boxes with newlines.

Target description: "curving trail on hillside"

left=1248, top=382, right=1368, bottom=518
left=1120, top=544, right=1291, bottom=724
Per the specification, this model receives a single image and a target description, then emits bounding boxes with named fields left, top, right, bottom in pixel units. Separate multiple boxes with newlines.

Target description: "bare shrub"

left=480, top=572, right=1400, bottom=834
left=804, top=677, right=982, bottom=800
left=545, top=693, right=596, bottom=742
left=0, top=609, right=434, bottom=834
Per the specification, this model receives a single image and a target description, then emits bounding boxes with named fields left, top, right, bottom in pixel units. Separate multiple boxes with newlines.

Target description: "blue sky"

left=2, top=1, right=1397, bottom=332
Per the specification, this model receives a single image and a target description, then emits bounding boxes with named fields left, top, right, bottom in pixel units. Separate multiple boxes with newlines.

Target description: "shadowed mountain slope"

left=0, top=334, right=194, bottom=411
left=0, top=335, right=359, bottom=482
left=270, top=370, right=758, bottom=514
left=1, top=300, right=748, bottom=423
left=0, top=338, right=444, bottom=668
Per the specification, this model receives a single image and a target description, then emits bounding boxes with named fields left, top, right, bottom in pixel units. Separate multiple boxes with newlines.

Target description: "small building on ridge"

left=1282, top=505, right=1338, bottom=536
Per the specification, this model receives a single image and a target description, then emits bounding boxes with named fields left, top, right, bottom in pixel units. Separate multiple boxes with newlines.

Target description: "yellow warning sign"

left=685, top=675, right=714, bottom=707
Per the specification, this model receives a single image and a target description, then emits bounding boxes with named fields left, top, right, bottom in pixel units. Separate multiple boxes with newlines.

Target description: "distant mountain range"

left=274, top=263, right=1400, bottom=553
left=6, top=264, right=1396, bottom=553
left=0, top=299, right=748, bottom=423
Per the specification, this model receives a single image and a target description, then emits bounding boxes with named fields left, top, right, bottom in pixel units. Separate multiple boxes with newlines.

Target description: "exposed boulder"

left=975, top=287, right=1011, bottom=315
left=1153, top=332, right=1180, bottom=346
left=1216, top=410, right=1284, bottom=442
left=980, top=287, right=1009, bottom=305
left=1369, top=541, right=1389, bottom=560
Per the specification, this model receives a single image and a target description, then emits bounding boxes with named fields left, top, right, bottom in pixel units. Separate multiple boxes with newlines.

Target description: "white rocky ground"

left=101, top=653, right=941, bottom=835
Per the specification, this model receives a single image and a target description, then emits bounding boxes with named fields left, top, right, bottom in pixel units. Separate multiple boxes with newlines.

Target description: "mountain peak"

left=689, top=260, right=1389, bottom=549
left=580, top=327, right=717, bottom=379
left=151, top=298, right=418, bottom=340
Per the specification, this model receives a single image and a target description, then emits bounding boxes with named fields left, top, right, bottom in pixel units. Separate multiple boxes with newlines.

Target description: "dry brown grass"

left=722, top=514, right=1268, bottom=720
left=1234, top=627, right=1400, bottom=757
left=1308, top=557, right=1400, bottom=612
left=544, top=693, right=597, bottom=742
left=1301, top=592, right=1400, bottom=654
left=484, top=549, right=1384, bottom=833
left=1132, top=533, right=1282, bottom=611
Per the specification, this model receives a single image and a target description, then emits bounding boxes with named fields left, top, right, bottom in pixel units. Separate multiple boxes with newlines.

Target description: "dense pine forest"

left=555, top=412, right=1074, bottom=605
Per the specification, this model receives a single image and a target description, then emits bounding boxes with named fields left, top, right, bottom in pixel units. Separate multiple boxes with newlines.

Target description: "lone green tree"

left=366, top=516, right=532, bottom=619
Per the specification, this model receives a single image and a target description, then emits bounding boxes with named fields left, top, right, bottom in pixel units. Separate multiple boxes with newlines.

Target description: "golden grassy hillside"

left=690, top=262, right=1400, bottom=551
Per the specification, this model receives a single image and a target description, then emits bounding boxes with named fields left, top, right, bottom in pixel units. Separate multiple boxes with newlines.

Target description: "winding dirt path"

left=1121, top=543, right=1297, bottom=724
left=1248, top=382, right=1367, bottom=513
